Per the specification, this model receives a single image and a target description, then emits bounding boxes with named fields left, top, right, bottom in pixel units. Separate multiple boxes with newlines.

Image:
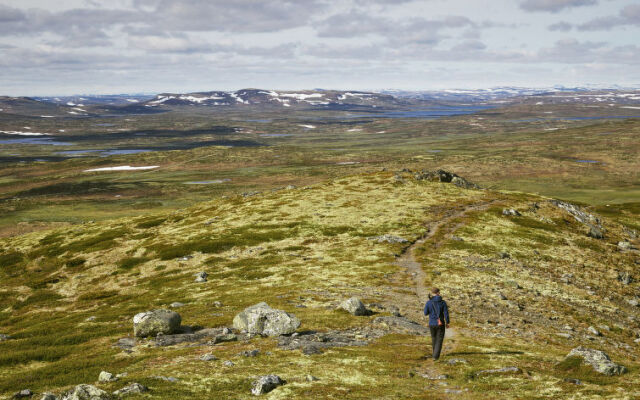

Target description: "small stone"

left=112, top=383, right=147, bottom=397
left=241, top=349, right=260, bottom=357
left=222, top=327, right=231, bottom=334
left=0, top=334, right=10, bottom=341
left=194, top=271, right=208, bottom=283
left=446, top=358, right=468, bottom=365
left=12, top=389, right=32, bottom=399
left=339, top=297, right=369, bottom=316
left=85, top=316, right=97, bottom=322
left=251, top=375, right=285, bottom=396
left=213, top=301, right=223, bottom=307
left=587, top=326, right=601, bottom=336
left=627, top=298, right=639, bottom=307
left=563, top=378, right=582, bottom=385
left=618, top=271, right=633, bottom=285
left=223, top=360, right=235, bottom=367
left=153, top=376, right=178, bottom=382
left=502, top=208, right=521, bottom=216
left=115, top=373, right=128, bottom=379
left=40, top=393, right=58, bottom=400
left=98, top=371, right=118, bottom=383
left=199, top=353, right=217, bottom=361
left=498, top=293, right=507, bottom=300
left=618, top=241, right=632, bottom=251
left=556, top=333, right=572, bottom=339
left=170, top=302, right=185, bottom=308
left=61, top=384, right=110, bottom=400
left=499, top=252, right=510, bottom=259
left=588, top=225, right=604, bottom=239
left=305, top=375, right=319, bottom=382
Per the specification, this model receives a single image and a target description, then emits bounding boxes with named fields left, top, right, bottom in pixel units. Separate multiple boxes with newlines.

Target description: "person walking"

left=423, top=287, right=450, bottom=361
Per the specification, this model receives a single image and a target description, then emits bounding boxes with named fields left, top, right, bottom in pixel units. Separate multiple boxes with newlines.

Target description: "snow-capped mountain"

left=138, top=89, right=408, bottom=109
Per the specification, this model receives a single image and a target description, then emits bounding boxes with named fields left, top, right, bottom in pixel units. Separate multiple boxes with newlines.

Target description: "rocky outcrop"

left=61, top=384, right=110, bottom=400
left=372, top=316, right=428, bottom=335
left=339, top=297, right=369, bottom=316
left=567, top=347, right=627, bottom=375
left=550, top=200, right=604, bottom=238
left=133, top=310, right=181, bottom=337
left=251, top=375, right=285, bottom=396
left=414, top=169, right=479, bottom=189
left=12, top=389, right=32, bottom=399
left=368, top=235, right=408, bottom=244
left=153, top=327, right=236, bottom=347
left=233, top=303, right=300, bottom=336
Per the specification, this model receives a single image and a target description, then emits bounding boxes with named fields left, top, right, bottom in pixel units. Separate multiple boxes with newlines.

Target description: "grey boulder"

left=233, top=303, right=300, bottom=337
left=567, top=347, right=627, bottom=375
left=133, top=309, right=181, bottom=337
left=112, top=383, right=147, bottom=397
left=98, top=371, right=117, bottom=383
left=339, top=297, right=369, bottom=316
left=251, top=375, right=285, bottom=396
left=61, top=384, right=110, bottom=400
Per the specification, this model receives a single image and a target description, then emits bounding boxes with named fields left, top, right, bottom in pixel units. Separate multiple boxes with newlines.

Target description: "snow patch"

left=0, top=130, right=51, bottom=136
left=84, top=165, right=159, bottom=172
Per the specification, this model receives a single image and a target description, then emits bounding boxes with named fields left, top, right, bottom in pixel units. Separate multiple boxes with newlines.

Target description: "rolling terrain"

left=0, top=88, right=639, bottom=399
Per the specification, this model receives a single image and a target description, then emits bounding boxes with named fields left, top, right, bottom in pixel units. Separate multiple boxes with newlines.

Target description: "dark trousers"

left=429, top=325, right=446, bottom=360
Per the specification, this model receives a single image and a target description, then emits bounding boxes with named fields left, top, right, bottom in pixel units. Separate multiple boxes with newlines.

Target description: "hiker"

left=424, top=287, right=450, bottom=361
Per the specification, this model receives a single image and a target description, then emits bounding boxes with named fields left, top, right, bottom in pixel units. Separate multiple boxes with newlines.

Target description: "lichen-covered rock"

left=567, top=347, right=627, bottom=375
left=502, top=208, right=521, bottom=216
left=12, top=389, right=32, bottom=399
left=112, top=383, right=147, bottom=397
left=251, top=375, right=285, bottom=396
left=368, top=234, right=408, bottom=244
left=233, top=303, right=300, bottom=336
left=61, top=384, right=110, bottom=400
left=194, top=271, right=208, bottom=282
left=0, top=333, right=10, bottom=342
left=339, top=297, right=369, bottom=316
left=40, top=393, right=58, bottom=400
left=133, top=309, right=181, bottom=337
left=98, top=371, right=117, bottom=383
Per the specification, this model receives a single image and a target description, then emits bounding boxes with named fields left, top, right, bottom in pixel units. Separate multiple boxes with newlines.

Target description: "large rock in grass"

left=339, top=297, right=369, bottom=316
left=133, top=309, right=181, bottom=337
left=61, top=384, right=110, bottom=400
left=251, top=375, right=285, bottom=396
left=567, top=347, right=627, bottom=376
left=233, top=303, right=300, bottom=337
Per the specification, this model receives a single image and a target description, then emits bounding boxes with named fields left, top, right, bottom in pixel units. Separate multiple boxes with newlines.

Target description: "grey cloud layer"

left=0, top=0, right=638, bottom=93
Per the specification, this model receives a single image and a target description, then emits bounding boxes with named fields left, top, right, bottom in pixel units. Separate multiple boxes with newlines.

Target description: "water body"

left=0, top=137, right=73, bottom=146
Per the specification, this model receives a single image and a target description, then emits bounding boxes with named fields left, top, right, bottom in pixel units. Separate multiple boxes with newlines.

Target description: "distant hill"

left=133, top=88, right=414, bottom=111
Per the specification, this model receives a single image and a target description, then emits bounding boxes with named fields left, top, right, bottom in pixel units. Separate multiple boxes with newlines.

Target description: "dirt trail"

left=393, top=200, right=497, bottom=343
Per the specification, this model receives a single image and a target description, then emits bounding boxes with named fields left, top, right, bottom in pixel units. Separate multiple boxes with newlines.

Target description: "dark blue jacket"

left=424, top=296, right=450, bottom=327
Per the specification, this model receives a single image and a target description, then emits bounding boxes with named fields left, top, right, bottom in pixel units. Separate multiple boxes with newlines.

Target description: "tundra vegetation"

left=0, top=93, right=639, bottom=398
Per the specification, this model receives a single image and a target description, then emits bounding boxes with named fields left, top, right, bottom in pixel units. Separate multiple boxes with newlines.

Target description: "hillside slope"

left=0, top=171, right=638, bottom=399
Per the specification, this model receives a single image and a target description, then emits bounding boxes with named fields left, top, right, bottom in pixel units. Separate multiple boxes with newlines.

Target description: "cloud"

left=133, top=0, right=327, bottom=33
left=578, top=4, right=640, bottom=30
left=520, top=0, right=597, bottom=13
left=451, top=40, right=487, bottom=52
left=548, top=21, right=573, bottom=31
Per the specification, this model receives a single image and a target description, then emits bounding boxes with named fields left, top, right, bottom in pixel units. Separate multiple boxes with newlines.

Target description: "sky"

left=0, top=0, right=638, bottom=95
